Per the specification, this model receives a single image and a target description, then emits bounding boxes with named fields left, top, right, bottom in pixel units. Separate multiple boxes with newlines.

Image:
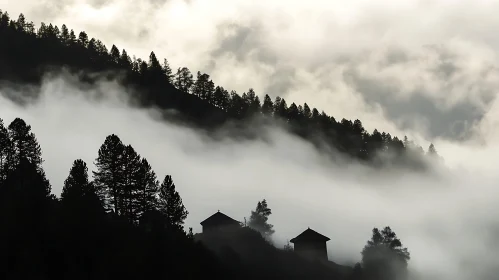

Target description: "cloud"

left=1, top=73, right=499, bottom=280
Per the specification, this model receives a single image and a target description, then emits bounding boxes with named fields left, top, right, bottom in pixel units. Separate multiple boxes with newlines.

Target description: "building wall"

left=202, top=223, right=240, bottom=233
left=294, top=241, right=328, bottom=260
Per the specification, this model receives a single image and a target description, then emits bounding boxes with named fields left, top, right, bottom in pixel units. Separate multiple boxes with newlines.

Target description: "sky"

left=2, top=0, right=499, bottom=279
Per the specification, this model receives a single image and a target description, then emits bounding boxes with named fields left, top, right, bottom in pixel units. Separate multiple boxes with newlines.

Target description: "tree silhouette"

left=361, top=226, right=410, bottom=280
left=61, top=159, right=93, bottom=200
left=135, top=158, right=159, bottom=219
left=157, top=175, right=188, bottom=231
left=0, top=118, right=11, bottom=182
left=248, top=199, right=275, bottom=238
left=8, top=118, right=43, bottom=170
left=93, top=134, right=125, bottom=213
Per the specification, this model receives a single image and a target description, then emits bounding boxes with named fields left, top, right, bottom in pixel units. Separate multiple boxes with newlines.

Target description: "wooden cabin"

left=290, top=227, right=330, bottom=261
left=200, top=210, right=241, bottom=233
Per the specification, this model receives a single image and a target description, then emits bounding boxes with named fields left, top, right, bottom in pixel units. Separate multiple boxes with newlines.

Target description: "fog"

left=0, top=74, right=498, bottom=280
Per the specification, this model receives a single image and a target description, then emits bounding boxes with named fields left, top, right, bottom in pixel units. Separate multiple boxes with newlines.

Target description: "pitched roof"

left=200, top=211, right=240, bottom=226
left=290, top=228, right=331, bottom=243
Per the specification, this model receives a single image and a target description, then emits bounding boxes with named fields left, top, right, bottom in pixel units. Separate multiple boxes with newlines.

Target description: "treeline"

left=0, top=10, right=442, bottom=170
left=0, top=116, right=222, bottom=279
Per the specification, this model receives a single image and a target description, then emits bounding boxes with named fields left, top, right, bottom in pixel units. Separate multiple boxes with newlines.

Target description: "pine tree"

left=173, top=67, right=194, bottom=93
left=8, top=118, right=43, bottom=170
left=148, top=51, right=163, bottom=75
left=61, top=159, right=91, bottom=200
left=193, top=72, right=212, bottom=99
left=162, top=58, right=174, bottom=83
left=213, top=86, right=230, bottom=111
left=157, top=175, right=188, bottom=231
left=248, top=199, right=274, bottom=238
left=0, top=118, right=11, bottom=182
left=119, top=49, right=132, bottom=69
left=109, top=45, right=120, bottom=63
left=134, top=158, right=158, bottom=221
left=69, top=29, right=76, bottom=45
left=245, top=88, right=261, bottom=117
left=77, top=31, right=88, bottom=47
left=16, top=13, right=25, bottom=32
left=59, top=24, right=70, bottom=45
left=262, top=94, right=274, bottom=116
left=121, top=145, right=142, bottom=222
left=93, top=134, right=125, bottom=214
left=303, top=103, right=312, bottom=119
left=361, top=227, right=410, bottom=280
left=427, top=143, right=437, bottom=156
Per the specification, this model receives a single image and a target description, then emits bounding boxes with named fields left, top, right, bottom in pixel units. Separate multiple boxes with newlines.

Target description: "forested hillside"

left=0, top=116, right=411, bottom=280
left=0, top=11, right=442, bottom=170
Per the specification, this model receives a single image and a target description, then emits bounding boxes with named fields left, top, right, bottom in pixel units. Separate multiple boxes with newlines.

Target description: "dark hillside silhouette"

left=0, top=116, right=411, bottom=280
left=195, top=225, right=349, bottom=280
left=0, top=10, right=442, bottom=170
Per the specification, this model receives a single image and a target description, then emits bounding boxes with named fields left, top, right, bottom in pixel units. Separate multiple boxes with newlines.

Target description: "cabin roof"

left=200, top=211, right=240, bottom=226
left=290, top=228, right=330, bottom=243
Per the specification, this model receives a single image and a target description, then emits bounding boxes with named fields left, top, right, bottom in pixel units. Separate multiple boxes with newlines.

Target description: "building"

left=200, top=210, right=241, bottom=233
left=290, top=227, right=330, bottom=261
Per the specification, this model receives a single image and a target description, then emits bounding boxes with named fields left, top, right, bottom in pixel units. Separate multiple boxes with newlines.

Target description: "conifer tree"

left=59, top=24, right=70, bottom=45
left=119, top=49, right=132, bottom=68
left=61, top=159, right=91, bottom=200
left=135, top=158, right=159, bottom=219
left=173, top=67, right=194, bottom=93
left=248, top=199, right=275, bottom=238
left=148, top=51, right=163, bottom=76
left=303, top=103, right=312, bottom=119
left=93, top=134, right=125, bottom=214
left=110, top=45, right=120, bottom=63
left=61, top=159, right=101, bottom=212
left=361, top=227, right=410, bottom=280
left=262, top=94, right=274, bottom=116
left=8, top=118, right=43, bottom=170
left=0, top=118, right=11, bottom=182
left=427, top=143, right=437, bottom=156
left=121, top=144, right=142, bottom=222
left=157, top=175, right=188, bottom=231
left=163, top=58, right=174, bottom=83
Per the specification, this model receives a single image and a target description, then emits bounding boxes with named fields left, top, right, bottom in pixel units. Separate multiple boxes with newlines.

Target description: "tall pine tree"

left=0, top=118, right=11, bottom=182
left=157, top=175, right=188, bottom=231
left=8, top=118, right=43, bottom=170
left=93, top=134, right=125, bottom=214
left=135, top=158, right=158, bottom=220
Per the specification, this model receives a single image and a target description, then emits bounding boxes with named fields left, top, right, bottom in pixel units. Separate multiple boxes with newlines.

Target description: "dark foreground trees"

left=0, top=116, right=224, bottom=279
left=0, top=116, right=413, bottom=280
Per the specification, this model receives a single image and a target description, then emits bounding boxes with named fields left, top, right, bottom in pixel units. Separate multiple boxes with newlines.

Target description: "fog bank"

left=0, top=75, right=498, bottom=280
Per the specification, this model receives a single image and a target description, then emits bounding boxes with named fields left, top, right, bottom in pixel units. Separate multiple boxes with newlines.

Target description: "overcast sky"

left=5, top=0, right=499, bottom=142
left=2, top=0, right=499, bottom=279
